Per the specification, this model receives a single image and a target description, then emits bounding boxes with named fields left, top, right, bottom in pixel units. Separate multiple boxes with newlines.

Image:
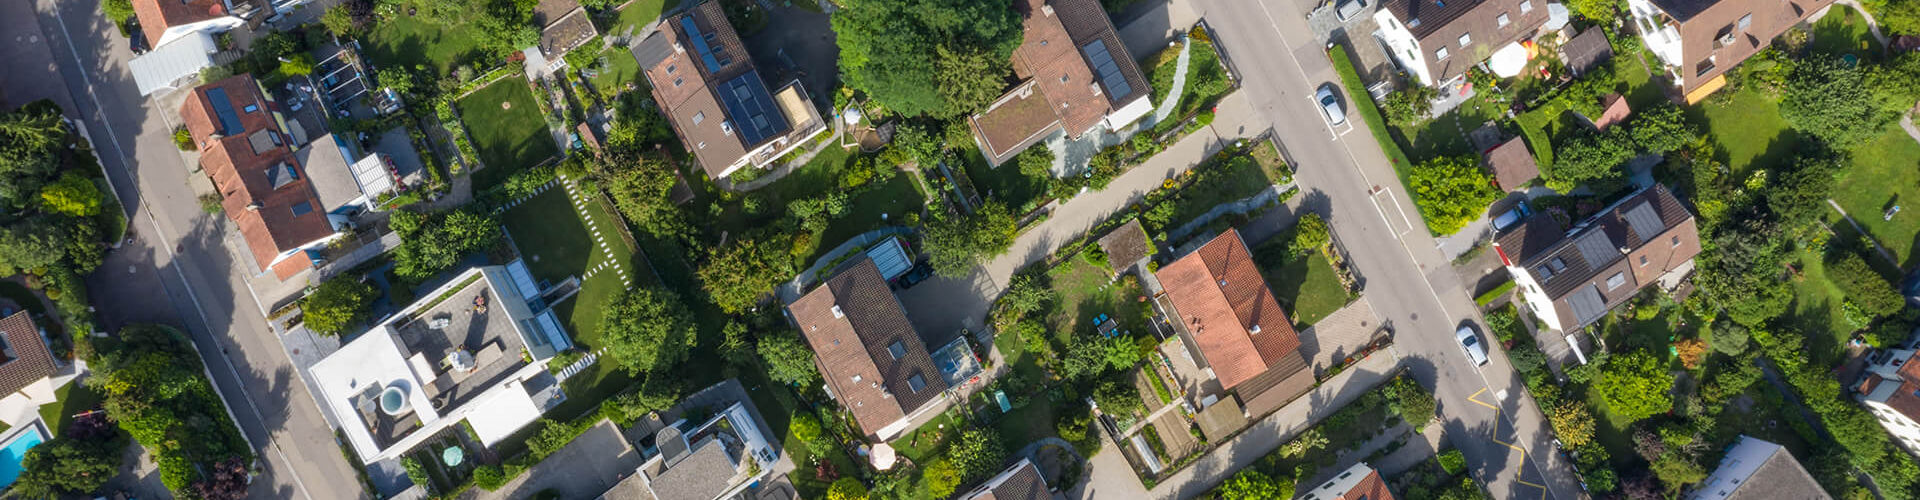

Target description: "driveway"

left=478, top=420, right=643, bottom=500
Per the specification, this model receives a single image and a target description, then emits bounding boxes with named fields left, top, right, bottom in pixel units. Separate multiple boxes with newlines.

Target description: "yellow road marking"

left=1467, top=387, right=1550, bottom=499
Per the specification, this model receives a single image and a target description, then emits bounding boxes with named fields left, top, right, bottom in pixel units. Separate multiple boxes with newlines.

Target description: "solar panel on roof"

left=1082, top=39, right=1133, bottom=100
left=1573, top=229, right=1619, bottom=268
left=681, top=17, right=723, bottom=73
left=716, top=72, right=790, bottom=146
left=206, top=87, right=244, bottom=136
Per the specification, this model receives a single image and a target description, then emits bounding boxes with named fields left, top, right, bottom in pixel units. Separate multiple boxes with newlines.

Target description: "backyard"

left=360, top=2, right=491, bottom=78
left=1392, top=89, right=1503, bottom=162
left=1256, top=249, right=1354, bottom=329
left=457, top=79, right=560, bottom=190
left=585, top=47, right=647, bottom=97
left=606, top=0, right=677, bottom=36
left=1044, top=257, right=1152, bottom=338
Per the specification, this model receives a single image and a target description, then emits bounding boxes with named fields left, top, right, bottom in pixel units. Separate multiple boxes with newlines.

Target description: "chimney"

left=831, top=305, right=845, bottom=319
left=1090, top=83, right=1103, bottom=97
left=673, top=42, right=685, bottom=53
left=1042, top=3, right=1054, bottom=16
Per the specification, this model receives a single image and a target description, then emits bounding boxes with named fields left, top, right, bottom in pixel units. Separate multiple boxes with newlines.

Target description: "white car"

left=1316, top=84, right=1347, bottom=126
left=1456, top=325, right=1490, bottom=366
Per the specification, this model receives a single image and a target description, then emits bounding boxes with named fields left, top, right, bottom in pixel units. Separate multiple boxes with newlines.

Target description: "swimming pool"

left=0, top=423, right=48, bottom=489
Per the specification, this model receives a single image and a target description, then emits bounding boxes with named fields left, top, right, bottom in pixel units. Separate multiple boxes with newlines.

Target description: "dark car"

left=127, top=23, right=149, bottom=55
left=896, top=261, right=935, bottom=289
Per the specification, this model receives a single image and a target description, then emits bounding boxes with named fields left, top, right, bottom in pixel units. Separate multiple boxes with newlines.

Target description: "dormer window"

left=1519, top=0, right=1533, bottom=13
left=1497, top=13, right=1510, bottom=27
left=908, top=374, right=926, bottom=392
left=1549, top=258, right=1567, bottom=272
left=887, top=341, right=906, bottom=359
left=831, top=305, right=844, bottom=318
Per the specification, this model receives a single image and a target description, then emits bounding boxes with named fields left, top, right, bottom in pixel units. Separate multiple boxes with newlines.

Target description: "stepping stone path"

left=562, top=177, right=634, bottom=290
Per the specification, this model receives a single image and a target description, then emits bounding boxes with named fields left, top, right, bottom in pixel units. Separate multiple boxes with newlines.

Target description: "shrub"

left=1386, top=376, right=1436, bottom=429
left=1438, top=449, right=1466, bottom=475
left=1290, top=213, right=1330, bottom=256
left=1475, top=280, right=1517, bottom=307
left=473, top=465, right=506, bottom=491
left=1596, top=350, right=1675, bottom=422
left=1056, top=408, right=1091, bottom=442
left=301, top=278, right=377, bottom=335
left=172, top=127, right=194, bottom=150
left=1829, top=252, right=1904, bottom=319
left=1407, top=155, right=1501, bottom=235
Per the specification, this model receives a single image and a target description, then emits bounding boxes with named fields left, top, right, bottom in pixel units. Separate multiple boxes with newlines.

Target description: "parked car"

left=896, top=261, right=935, bottom=289
left=1316, top=84, right=1347, bottom=126
left=127, top=23, right=149, bottom=55
left=1335, top=0, right=1368, bottom=22
left=1456, top=324, right=1490, bottom=366
left=1490, top=200, right=1534, bottom=232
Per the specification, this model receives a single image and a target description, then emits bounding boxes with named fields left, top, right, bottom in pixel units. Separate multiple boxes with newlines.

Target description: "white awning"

left=130, top=32, right=217, bottom=96
left=465, top=382, right=544, bottom=446
left=1488, top=42, right=1531, bottom=78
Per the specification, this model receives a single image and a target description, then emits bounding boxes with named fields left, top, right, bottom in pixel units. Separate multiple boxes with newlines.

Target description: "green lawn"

left=457, top=80, right=559, bottom=190
left=741, top=146, right=926, bottom=268
left=1254, top=248, right=1355, bottom=329
left=361, top=4, right=488, bottom=78
left=1694, top=86, right=1797, bottom=177
left=1045, top=258, right=1153, bottom=340
left=587, top=48, right=647, bottom=97
left=1159, top=155, right=1279, bottom=232
left=888, top=410, right=959, bottom=463
left=1393, top=90, right=1503, bottom=162
left=608, top=0, right=677, bottom=35
left=964, top=148, right=1051, bottom=214
left=38, top=382, right=103, bottom=434
left=1831, top=128, right=1920, bottom=267
left=1811, top=5, right=1881, bottom=57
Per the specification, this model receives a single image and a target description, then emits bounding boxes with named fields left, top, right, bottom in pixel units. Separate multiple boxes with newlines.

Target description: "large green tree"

left=12, top=437, right=122, bottom=499
left=603, top=154, right=688, bottom=238
left=302, top=278, right=377, bottom=335
left=1628, top=104, right=1697, bottom=156
left=1406, top=156, right=1501, bottom=235
left=1782, top=55, right=1891, bottom=149
left=1219, top=469, right=1294, bottom=500
left=698, top=237, right=793, bottom=313
left=923, top=202, right=1017, bottom=277
left=391, top=208, right=501, bottom=280
left=601, top=287, right=698, bottom=374
left=1547, top=129, right=1633, bottom=192
left=0, top=104, right=65, bottom=204
left=1595, top=350, right=1675, bottom=422
left=832, top=0, right=1024, bottom=117
left=756, top=330, right=819, bottom=385
left=948, top=429, right=1008, bottom=483
left=1829, top=252, right=1905, bottom=319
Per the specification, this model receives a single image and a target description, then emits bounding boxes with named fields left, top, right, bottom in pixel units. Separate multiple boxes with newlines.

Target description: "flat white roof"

left=465, top=380, right=544, bottom=446
left=130, top=32, right=217, bottom=96
left=307, top=326, right=438, bottom=461
left=350, top=153, right=398, bottom=200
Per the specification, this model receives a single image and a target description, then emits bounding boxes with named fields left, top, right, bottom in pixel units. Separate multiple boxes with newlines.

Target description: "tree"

left=1567, top=0, right=1617, bottom=21
left=0, top=104, right=65, bottom=203
left=924, top=458, right=962, bottom=498
left=1385, top=376, right=1436, bottom=428
left=391, top=208, right=501, bottom=280
left=1699, top=217, right=1793, bottom=326
left=1766, top=146, right=1845, bottom=229
left=832, top=0, right=1023, bottom=117
left=1289, top=213, right=1330, bottom=256
left=827, top=477, right=868, bottom=500
left=1783, top=55, right=1891, bottom=149
left=1880, top=0, right=1920, bottom=36
left=1674, top=338, right=1708, bottom=369
left=1596, top=350, right=1675, bottom=422
left=996, top=274, right=1055, bottom=322
left=1406, top=156, right=1501, bottom=235
left=1547, top=129, right=1634, bottom=192
left=376, top=67, right=414, bottom=96
left=1628, top=104, right=1697, bottom=155
left=601, top=287, right=698, bottom=375
left=947, top=429, right=1008, bottom=482
left=302, top=278, right=377, bottom=335
left=1710, top=320, right=1749, bottom=355
left=320, top=5, right=356, bottom=36
left=923, top=202, right=1017, bottom=277
left=278, top=53, right=316, bottom=77
left=39, top=172, right=103, bottom=217
left=1279, top=428, right=1328, bottom=458
left=604, top=155, right=688, bottom=237
left=1219, top=469, right=1294, bottom=500
left=757, top=331, right=819, bottom=385
left=12, top=438, right=120, bottom=499
left=101, top=0, right=135, bottom=23
left=1093, top=380, right=1144, bottom=417
left=699, top=237, right=793, bottom=313
left=1829, top=252, right=1905, bottom=319
left=1871, top=52, right=1920, bottom=112
left=0, top=218, right=73, bottom=276
left=1548, top=399, right=1598, bottom=448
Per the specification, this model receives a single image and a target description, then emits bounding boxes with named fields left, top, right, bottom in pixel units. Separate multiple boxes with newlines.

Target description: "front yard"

left=457, top=79, right=560, bottom=190
left=1257, top=250, right=1354, bottom=329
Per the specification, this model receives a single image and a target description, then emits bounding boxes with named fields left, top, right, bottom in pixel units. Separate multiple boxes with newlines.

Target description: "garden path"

left=1150, top=36, right=1194, bottom=125
left=721, top=128, right=846, bottom=192
left=774, top=226, right=916, bottom=303
left=1162, top=181, right=1295, bottom=243
left=1826, top=199, right=1901, bottom=266
left=1902, top=109, right=1920, bottom=146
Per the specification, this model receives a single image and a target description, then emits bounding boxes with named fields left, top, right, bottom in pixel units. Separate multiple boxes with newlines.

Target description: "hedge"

left=1474, top=280, right=1517, bottom=308
left=1327, top=47, right=1415, bottom=184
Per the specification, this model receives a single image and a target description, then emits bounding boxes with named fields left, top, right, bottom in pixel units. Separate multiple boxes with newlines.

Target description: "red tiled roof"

left=1337, top=469, right=1395, bottom=500
left=789, top=259, right=948, bottom=438
left=132, top=0, right=226, bottom=46
left=0, top=312, right=56, bottom=398
left=1154, top=229, right=1302, bottom=389
left=1591, top=94, right=1632, bottom=131
left=180, top=75, right=335, bottom=275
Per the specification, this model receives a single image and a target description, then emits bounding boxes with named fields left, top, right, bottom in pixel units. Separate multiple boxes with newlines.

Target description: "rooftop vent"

left=1251, top=325, right=1262, bottom=334
left=1041, top=4, right=1054, bottom=16
left=832, top=305, right=845, bottom=318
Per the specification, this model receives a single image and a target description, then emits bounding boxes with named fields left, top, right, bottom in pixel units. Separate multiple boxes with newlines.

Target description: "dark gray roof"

left=1623, top=203, right=1666, bottom=242
left=633, top=35, right=676, bottom=69
left=657, top=425, right=689, bottom=466
left=1560, top=28, right=1614, bottom=76
left=206, top=87, right=243, bottom=135
left=648, top=441, right=736, bottom=500
left=1572, top=229, right=1622, bottom=271
left=1566, top=285, right=1609, bottom=326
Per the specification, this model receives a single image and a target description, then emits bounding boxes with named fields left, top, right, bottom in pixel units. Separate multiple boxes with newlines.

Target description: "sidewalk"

left=1140, top=347, right=1404, bottom=500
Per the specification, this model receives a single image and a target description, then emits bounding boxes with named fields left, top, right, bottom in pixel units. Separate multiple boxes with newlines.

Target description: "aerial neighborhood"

left=8, top=0, right=1920, bottom=497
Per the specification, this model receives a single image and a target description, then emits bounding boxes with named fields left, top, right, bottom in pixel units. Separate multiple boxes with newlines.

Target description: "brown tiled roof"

left=1380, top=0, right=1553, bottom=83
left=1482, top=136, right=1537, bottom=191
left=180, top=75, right=335, bottom=275
left=790, top=258, right=948, bottom=438
left=1097, top=220, right=1152, bottom=271
left=1338, top=469, right=1396, bottom=500
left=638, top=0, right=791, bottom=178
left=1559, top=28, right=1615, bottom=77
left=971, top=0, right=1147, bottom=165
left=133, top=0, right=226, bottom=46
left=1154, top=230, right=1302, bottom=390
left=1644, top=0, right=1835, bottom=93
left=1235, top=351, right=1315, bottom=417
left=1503, top=185, right=1699, bottom=329
left=0, top=312, right=55, bottom=398
left=962, top=459, right=1049, bottom=500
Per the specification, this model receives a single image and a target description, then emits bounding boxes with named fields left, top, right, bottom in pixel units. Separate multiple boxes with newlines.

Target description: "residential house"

left=1687, top=436, right=1828, bottom=500
left=967, top=0, right=1152, bottom=166
left=1299, top=463, right=1396, bottom=500
left=1558, top=28, right=1615, bottom=77
left=1374, top=0, right=1553, bottom=87
left=632, top=0, right=828, bottom=180
left=596, top=379, right=786, bottom=500
left=0, top=311, right=78, bottom=432
left=532, top=0, right=602, bottom=72
left=1858, top=342, right=1920, bottom=456
left=1155, top=229, right=1314, bottom=417
left=1492, top=184, right=1701, bottom=333
left=1627, top=0, right=1836, bottom=102
left=1482, top=136, right=1538, bottom=191
left=958, top=458, right=1051, bottom=500
left=181, top=74, right=360, bottom=279
left=128, top=0, right=242, bottom=95
left=309, top=263, right=574, bottom=463
left=296, top=133, right=403, bottom=213
left=788, top=258, right=950, bottom=441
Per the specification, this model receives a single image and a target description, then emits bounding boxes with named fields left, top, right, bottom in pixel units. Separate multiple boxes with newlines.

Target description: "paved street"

left=1185, top=0, right=1586, bottom=498
left=23, top=0, right=363, bottom=498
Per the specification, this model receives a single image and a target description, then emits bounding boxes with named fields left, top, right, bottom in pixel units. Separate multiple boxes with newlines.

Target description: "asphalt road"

left=1189, top=0, right=1587, bottom=498
left=25, top=1, right=363, bottom=498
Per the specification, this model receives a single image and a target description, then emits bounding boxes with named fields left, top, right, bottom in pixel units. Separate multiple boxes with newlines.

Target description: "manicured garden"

left=607, top=0, right=677, bottom=35
left=457, top=79, right=560, bottom=189
left=360, top=2, right=491, bottom=78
